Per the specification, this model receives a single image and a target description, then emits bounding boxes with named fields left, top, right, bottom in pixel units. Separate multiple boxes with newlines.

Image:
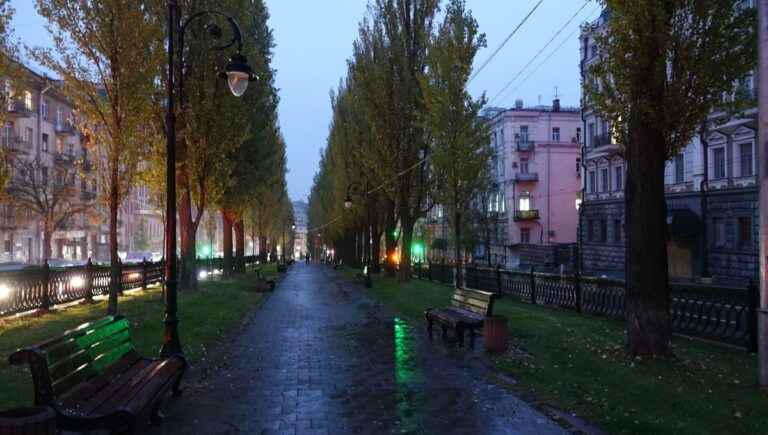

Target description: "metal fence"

left=0, top=255, right=260, bottom=317
left=413, top=262, right=759, bottom=351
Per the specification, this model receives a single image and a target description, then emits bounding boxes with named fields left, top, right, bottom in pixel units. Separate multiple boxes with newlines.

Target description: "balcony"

left=7, top=101, right=32, bottom=118
left=54, top=152, right=77, bottom=166
left=55, top=122, right=77, bottom=136
left=513, top=172, right=539, bottom=182
left=516, top=141, right=535, bottom=152
left=80, top=190, right=97, bottom=201
left=514, top=209, right=540, bottom=221
left=1, top=135, right=32, bottom=154
left=592, top=133, right=613, bottom=148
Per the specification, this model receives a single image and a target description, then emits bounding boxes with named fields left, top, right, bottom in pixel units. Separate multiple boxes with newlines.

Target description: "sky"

left=9, top=0, right=598, bottom=203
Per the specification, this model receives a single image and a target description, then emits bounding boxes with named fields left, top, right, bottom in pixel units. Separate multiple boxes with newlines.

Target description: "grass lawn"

left=0, top=268, right=272, bottom=410
left=343, top=267, right=768, bottom=435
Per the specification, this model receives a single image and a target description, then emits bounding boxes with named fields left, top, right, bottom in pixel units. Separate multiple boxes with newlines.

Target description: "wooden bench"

left=9, top=316, right=186, bottom=434
left=425, top=287, right=501, bottom=347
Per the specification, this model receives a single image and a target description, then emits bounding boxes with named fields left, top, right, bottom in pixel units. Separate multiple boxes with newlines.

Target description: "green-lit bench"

left=9, top=316, right=186, bottom=434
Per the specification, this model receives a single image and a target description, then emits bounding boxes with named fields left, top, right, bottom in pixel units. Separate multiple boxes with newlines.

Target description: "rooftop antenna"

left=538, top=94, right=541, bottom=105
left=554, top=86, right=560, bottom=99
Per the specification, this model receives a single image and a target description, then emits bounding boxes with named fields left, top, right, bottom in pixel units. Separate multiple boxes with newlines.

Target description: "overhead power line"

left=307, top=156, right=430, bottom=234
left=468, top=0, right=544, bottom=85
left=499, top=5, right=602, bottom=104
left=487, top=0, right=591, bottom=106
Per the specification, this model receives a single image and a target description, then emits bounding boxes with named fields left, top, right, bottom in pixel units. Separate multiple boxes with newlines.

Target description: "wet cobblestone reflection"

left=150, top=264, right=566, bottom=435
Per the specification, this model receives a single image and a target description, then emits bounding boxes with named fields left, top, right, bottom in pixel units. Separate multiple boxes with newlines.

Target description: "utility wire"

left=307, top=156, right=430, bottom=234
left=468, top=0, right=544, bottom=84
left=487, top=0, right=591, bottom=106
left=499, top=5, right=601, bottom=104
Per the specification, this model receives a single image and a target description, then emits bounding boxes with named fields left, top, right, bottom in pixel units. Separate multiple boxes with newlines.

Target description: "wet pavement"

left=151, top=264, right=567, bottom=435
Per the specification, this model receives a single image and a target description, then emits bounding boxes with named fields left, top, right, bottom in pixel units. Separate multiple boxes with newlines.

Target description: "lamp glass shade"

left=227, top=71, right=250, bottom=97
left=344, top=200, right=353, bottom=209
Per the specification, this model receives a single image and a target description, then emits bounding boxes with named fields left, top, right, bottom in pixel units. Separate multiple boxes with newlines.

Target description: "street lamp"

left=162, top=1, right=256, bottom=357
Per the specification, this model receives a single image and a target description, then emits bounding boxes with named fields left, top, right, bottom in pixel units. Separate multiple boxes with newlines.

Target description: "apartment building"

left=579, top=9, right=759, bottom=283
left=482, top=100, right=582, bottom=266
left=0, top=63, right=165, bottom=264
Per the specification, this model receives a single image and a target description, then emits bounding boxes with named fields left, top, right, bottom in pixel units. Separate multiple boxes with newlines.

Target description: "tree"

left=6, top=157, right=94, bottom=261
left=133, top=219, right=149, bottom=251
left=421, top=0, right=491, bottom=287
left=0, top=0, right=19, bottom=191
left=353, top=0, right=439, bottom=281
left=32, top=0, right=164, bottom=315
left=587, top=0, right=756, bottom=355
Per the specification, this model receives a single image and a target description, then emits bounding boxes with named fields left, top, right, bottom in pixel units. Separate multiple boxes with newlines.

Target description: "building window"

left=23, top=91, right=32, bottom=110
left=576, top=158, right=581, bottom=176
left=587, top=220, right=594, bottom=242
left=56, top=136, right=64, bottom=153
left=520, top=158, right=529, bottom=174
left=576, top=127, right=581, bottom=144
left=500, top=127, right=505, bottom=144
left=588, top=171, right=596, bottom=193
left=613, top=219, right=622, bottom=242
left=674, top=154, right=684, bottom=184
left=24, top=127, right=33, bottom=146
left=552, top=127, right=560, bottom=142
left=713, top=147, right=726, bottom=179
left=519, top=125, right=529, bottom=144
left=518, top=195, right=531, bottom=212
left=56, top=107, right=63, bottom=126
left=601, top=168, right=609, bottom=193
left=42, top=133, right=49, bottom=152
left=41, top=166, right=48, bottom=185
left=600, top=220, right=608, bottom=243
left=614, top=166, right=623, bottom=191
left=588, top=123, right=595, bottom=147
left=713, top=218, right=726, bottom=248
left=738, top=217, right=752, bottom=247
left=520, top=228, right=531, bottom=244
left=739, top=142, right=753, bottom=177
left=42, top=99, right=49, bottom=120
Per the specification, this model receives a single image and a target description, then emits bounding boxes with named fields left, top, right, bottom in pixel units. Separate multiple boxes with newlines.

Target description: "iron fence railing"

left=0, top=255, right=260, bottom=317
left=411, top=262, right=759, bottom=351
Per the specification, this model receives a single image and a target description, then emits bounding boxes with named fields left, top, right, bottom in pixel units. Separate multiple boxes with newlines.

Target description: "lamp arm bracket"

left=180, top=10, right=243, bottom=53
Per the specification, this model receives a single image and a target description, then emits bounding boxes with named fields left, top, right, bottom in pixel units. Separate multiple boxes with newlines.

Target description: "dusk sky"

left=10, top=0, right=598, bottom=202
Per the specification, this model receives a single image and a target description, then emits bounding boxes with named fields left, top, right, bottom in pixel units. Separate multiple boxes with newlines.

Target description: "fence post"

left=428, top=261, right=432, bottom=281
left=141, top=259, right=148, bottom=290
left=496, top=265, right=502, bottom=294
left=85, top=258, right=94, bottom=303
left=749, top=279, right=759, bottom=353
left=41, top=259, right=51, bottom=312
left=574, top=269, right=583, bottom=314
left=530, top=266, right=537, bottom=305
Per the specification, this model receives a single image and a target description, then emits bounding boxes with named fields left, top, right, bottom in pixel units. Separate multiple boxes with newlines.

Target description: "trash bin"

left=0, top=407, right=57, bottom=435
left=483, top=315, right=508, bottom=353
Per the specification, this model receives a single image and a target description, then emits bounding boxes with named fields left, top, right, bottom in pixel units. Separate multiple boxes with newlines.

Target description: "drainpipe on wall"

left=756, top=0, right=768, bottom=390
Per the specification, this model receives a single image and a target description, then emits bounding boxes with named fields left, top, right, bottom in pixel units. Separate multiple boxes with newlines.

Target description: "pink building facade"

left=484, top=100, right=582, bottom=259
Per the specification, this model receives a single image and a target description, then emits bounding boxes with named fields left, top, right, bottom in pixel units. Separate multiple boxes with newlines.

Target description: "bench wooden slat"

left=425, top=287, right=501, bottom=347
left=9, top=316, right=185, bottom=433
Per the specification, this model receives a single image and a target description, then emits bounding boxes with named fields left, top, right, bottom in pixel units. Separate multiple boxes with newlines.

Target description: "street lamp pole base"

left=160, top=278, right=183, bottom=357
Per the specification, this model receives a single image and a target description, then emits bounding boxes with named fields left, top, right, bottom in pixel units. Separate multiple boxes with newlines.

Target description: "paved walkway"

left=152, top=264, right=567, bottom=435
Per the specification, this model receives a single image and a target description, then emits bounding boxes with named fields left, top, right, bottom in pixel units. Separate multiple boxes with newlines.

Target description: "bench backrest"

left=451, top=287, right=498, bottom=316
left=9, top=316, right=136, bottom=405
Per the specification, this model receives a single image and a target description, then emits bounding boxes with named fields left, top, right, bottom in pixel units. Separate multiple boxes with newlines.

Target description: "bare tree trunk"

left=107, top=162, right=120, bottom=315
left=625, top=121, right=672, bottom=356
left=234, top=219, right=245, bottom=273
left=42, top=222, right=53, bottom=262
left=398, top=213, right=414, bottom=282
left=221, top=209, right=234, bottom=277
left=178, top=188, right=197, bottom=290
left=454, top=210, right=463, bottom=288
left=371, top=219, right=382, bottom=273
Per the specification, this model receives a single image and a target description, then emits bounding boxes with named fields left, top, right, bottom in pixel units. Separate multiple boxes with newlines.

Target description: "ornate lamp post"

left=344, top=182, right=372, bottom=288
left=162, top=1, right=256, bottom=356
